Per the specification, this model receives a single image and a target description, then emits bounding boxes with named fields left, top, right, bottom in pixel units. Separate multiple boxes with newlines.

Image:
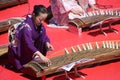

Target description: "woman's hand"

left=46, top=42, right=54, bottom=51
left=71, top=9, right=85, bottom=16
left=91, top=5, right=100, bottom=10
left=33, top=51, right=51, bottom=66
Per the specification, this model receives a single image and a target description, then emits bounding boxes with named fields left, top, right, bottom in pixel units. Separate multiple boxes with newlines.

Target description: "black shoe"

left=3, top=62, right=14, bottom=70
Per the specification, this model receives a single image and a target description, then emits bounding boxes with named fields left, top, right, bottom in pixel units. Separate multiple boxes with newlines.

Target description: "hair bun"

left=33, top=5, right=48, bottom=16
left=34, top=5, right=39, bottom=10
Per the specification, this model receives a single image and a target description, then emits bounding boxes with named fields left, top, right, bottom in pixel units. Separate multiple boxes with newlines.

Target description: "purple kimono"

left=8, top=15, right=50, bottom=70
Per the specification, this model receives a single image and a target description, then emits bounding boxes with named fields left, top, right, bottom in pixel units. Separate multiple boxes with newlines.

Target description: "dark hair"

left=33, top=5, right=48, bottom=17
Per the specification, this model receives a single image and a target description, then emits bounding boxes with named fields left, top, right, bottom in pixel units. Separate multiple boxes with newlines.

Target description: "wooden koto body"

left=68, top=9, right=120, bottom=35
left=0, top=17, right=25, bottom=33
left=0, top=44, right=8, bottom=56
left=22, top=40, right=120, bottom=77
left=69, top=9, right=120, bottom=28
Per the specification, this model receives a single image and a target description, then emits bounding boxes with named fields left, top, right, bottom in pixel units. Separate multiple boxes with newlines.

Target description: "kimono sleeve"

left=59, top=0, right=72, bottom=14
left=20, top=26, right=38, bottom=54
left=41, top=26, right=50, bottom=43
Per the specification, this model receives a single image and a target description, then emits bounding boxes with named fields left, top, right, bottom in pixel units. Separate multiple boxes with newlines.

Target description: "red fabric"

left=0, top=0, right=120, bottom=80
left=0, top=66, right=28, bottom=80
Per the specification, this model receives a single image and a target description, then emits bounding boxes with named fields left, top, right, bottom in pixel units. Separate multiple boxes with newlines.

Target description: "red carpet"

left=0, top=0, right=120, bottom=80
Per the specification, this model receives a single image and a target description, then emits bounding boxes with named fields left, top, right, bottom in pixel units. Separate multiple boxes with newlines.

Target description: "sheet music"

left=60, top=58, right=95, bottom=71
left=60, top=62, right=76, bottom=71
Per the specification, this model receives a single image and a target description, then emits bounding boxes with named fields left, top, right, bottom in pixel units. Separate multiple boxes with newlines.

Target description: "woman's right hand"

left=33, top=51, right=51, bottom=66
left=71, top=9, right=85, bottom=16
